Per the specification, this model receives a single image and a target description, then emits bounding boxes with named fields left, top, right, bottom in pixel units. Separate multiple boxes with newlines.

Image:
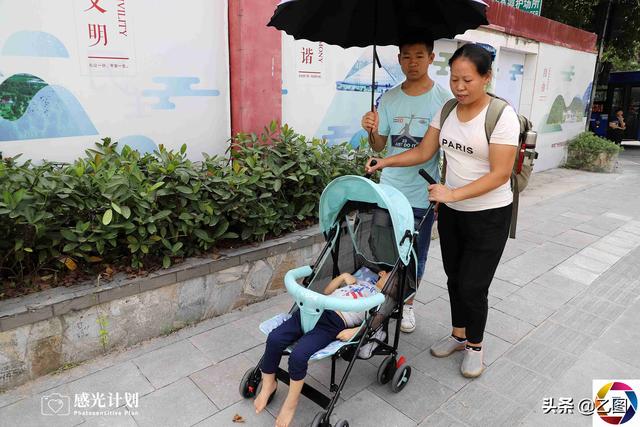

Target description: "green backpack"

left=440, top=94, right=539, bottom=238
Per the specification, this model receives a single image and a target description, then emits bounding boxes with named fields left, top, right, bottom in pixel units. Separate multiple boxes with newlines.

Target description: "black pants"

left=437, top=203, right=511, bottom=343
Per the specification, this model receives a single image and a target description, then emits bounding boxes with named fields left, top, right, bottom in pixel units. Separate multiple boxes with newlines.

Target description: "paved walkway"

left=2, top=148, right=640, bottom=427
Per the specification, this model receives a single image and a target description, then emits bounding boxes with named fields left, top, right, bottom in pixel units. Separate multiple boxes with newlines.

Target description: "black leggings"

left=437, top=203, right=511, bottom=343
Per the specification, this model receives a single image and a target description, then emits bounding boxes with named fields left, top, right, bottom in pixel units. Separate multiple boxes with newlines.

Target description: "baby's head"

left=376, top=269, right=391, bottom=290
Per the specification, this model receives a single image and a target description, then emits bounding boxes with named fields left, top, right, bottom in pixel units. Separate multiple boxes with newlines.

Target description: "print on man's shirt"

left=442, top=137, right=474, bottom=155
left=391, top=114, right=430, bottom=149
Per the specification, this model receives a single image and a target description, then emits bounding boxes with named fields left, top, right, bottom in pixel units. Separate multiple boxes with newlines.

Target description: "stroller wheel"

left=334, top=419, right=349, bottom=427
left=390, top=364, right=412, bottom=393
left=239, top=367, right=260, bottom=398
left=376, top=355, right=396, bottom=385
left=311, top=410, right=329, bottom=427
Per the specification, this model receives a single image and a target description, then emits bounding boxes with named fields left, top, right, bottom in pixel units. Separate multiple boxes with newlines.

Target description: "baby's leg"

left=276, top=311, right=345, bottom=427
left=255, top=312, right=302, bottom=414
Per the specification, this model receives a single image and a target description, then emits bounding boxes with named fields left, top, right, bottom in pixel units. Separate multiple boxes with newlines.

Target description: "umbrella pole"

left=368, top=0, right=378, bottom=147
left=370, top=44, right=377, bottom=112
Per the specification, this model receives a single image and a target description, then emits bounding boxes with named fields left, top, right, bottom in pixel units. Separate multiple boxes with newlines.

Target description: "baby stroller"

left=239, top=170, right=436, bottom=427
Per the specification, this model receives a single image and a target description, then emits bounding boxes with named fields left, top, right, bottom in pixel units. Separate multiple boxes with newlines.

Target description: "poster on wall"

left=529, top=43, right=596, bottom=170
left=495, top=50, right=525, bottom=112
left=294, top=40, right=326, bottom=85
left=281, top=37, right=458, bottom=148
left=74, top=0, right=136, bottom=76
left=0, top=0, right=230, bottom=162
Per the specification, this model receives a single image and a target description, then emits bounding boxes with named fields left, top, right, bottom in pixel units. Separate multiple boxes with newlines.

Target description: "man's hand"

left=337, top=327, right=359, bottom=342
left=361, top=110, right=379, bottom=133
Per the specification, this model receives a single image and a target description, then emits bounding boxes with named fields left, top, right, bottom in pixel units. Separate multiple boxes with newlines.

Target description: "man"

left=609, top=109, right=626, bottom=145
left=361, top=35, right=452, bottom=333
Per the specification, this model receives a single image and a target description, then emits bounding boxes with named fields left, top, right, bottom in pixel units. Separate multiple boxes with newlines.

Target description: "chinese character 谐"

left=88, top=24, right=108, bottom=47
left=301, top=47, right=313, bottom=65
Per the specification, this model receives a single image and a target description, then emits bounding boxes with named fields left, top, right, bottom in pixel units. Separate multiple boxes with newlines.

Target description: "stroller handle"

left=285, top=266, right=385, bottom=331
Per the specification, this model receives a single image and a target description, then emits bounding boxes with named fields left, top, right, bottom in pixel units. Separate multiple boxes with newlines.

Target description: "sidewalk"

left=2, top=148, right=640, bottom=427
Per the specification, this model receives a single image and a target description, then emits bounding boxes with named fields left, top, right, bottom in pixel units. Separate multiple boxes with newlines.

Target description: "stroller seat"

left=259, top=313, right=354, bottom=361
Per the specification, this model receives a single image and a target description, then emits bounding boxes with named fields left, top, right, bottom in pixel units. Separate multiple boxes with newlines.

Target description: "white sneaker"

left=400, top=305, right=416, bottom=333
left=358, top=329, right=386, bottom=359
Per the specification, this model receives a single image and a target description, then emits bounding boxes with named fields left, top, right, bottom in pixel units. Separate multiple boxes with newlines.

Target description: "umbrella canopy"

left=269, top=0, right=489, bottom=112
left=268, top=0, right=488, bottom=48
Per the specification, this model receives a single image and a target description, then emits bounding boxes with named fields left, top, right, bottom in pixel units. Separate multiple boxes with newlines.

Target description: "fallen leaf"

left=64, top=257, right=77, bottom=271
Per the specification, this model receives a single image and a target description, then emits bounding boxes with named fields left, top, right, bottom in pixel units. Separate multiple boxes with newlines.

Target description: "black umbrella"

left=268, top=0, right=489, bottom=110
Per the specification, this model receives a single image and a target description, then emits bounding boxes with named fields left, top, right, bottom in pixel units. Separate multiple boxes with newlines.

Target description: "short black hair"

left=615, top=108, right=624, bottom=113
left=449, top=43, right=493, bottom=76
left=398, top=33, right=434, bottom=53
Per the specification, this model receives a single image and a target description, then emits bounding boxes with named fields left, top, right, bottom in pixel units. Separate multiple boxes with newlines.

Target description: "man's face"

left=398, top=43, right=434, bottom=82
left=617, top=110, right=624, bottom=118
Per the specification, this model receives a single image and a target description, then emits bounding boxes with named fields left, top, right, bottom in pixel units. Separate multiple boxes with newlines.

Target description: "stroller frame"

left=240, top=173, right=435, bottom=427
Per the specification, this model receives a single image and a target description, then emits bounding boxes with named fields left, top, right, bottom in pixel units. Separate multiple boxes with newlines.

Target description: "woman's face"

left=449, top=57, right=491, bottom=105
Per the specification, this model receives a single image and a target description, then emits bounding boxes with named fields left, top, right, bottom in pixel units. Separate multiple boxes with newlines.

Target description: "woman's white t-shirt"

left=430, top=103, right=520, bottom=212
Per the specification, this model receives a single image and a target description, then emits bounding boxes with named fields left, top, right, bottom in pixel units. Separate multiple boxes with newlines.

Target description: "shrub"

left=0, top=122, right=371, bottom=294
left=565, top=132, right=623, bottom=172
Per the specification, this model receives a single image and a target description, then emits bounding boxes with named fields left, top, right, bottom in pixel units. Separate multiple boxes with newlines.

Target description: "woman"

left=366, top=43, right=520, bottom=378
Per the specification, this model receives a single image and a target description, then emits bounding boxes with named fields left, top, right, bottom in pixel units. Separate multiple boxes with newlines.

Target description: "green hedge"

left=0, top=122, right=371, bottom=290
left=565, top=131, right=623, bottom=172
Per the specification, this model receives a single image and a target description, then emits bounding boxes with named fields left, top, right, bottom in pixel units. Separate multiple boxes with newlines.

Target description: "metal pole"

left=586, top=0, right=613, bottom=131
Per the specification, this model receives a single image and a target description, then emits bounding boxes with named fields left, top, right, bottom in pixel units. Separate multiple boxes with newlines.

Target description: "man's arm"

left=362, top=107, right=388, bottom=152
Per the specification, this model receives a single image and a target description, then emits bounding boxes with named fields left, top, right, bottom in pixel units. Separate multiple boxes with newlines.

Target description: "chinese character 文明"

left=85, top=0, right=107, bottom=13
left=125, top=392, right=139, bottom=408
left=74, top=392, right=92, bottom=408
left=88, top=24, right=108, bottom=47
left=90, top=392, right=107, bottom=408
left=612, top=397, right=628, bottom=414
left=301, top=47, right=313, bottom=65
left=542, top=397, right=558, bottom=414
left=557, top=398, right=574, bottom=414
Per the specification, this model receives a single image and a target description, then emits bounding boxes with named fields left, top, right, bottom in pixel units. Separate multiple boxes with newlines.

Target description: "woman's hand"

left=337, top=327, right=359, bottom=342
left=428, top=184, right=457, bottom=203
left=365, top=157, right=385, bottom=174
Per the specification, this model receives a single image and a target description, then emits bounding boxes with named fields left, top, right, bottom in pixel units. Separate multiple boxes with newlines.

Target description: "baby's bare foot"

left=275, top=402, right=297, bottom=427
left=253, top=381, right=276, bottom=414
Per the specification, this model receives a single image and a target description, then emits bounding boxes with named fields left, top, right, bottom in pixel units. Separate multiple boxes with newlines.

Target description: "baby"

left=254, top=267, right=389, bottom=427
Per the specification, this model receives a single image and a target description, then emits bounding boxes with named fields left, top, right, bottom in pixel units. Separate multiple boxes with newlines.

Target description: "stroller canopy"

left=319, top=176, right=414, bottom=265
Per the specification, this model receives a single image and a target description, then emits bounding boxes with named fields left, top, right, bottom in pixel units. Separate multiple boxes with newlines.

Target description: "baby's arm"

left=337, top=327, right=360, bottom=342
left=323, top=273, right=356, bottom=295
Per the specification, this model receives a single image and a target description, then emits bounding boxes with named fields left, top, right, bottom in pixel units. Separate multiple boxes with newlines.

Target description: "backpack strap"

left=440, top=99, right=459, bottom=128
left=485, top=95, right=519, bottom=239
left=484, top=95, right=509, bottom=142
left=439, top=99, right=458, bottom=184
